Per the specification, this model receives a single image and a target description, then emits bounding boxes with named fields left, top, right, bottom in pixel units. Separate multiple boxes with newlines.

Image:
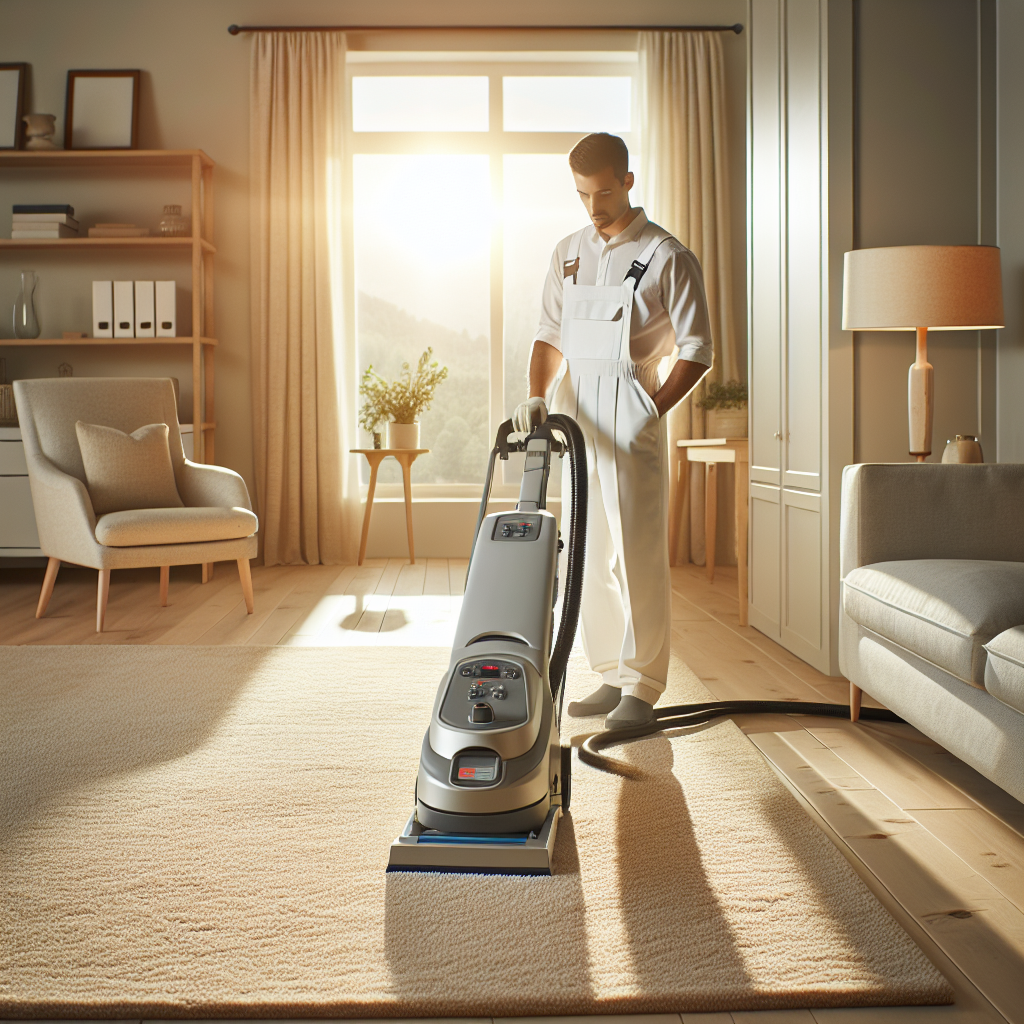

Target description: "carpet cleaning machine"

left=387, top=416, right=903, bottom=876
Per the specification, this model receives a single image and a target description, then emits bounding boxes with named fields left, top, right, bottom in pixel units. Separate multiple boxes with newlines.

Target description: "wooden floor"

left=1, top=558, right=1021, bottom=1024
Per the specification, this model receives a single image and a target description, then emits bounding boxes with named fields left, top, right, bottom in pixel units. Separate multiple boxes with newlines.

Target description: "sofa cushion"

left=95, top=506, right=258, bottom=547
left=76, top=420, right=183, bottom=515
left=985, top=626, right=1024, bottom=714
left=842, top=560, right=1024, bottom=687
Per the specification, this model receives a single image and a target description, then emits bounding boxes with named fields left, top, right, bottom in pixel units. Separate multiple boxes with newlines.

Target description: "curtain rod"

left=227, top=23, right=743, bottom=35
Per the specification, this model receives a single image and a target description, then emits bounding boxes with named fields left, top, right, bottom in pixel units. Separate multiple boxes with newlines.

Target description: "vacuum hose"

left=580, top=700, right=904, bottom=776
left=469, top=415, right=588, bottom=714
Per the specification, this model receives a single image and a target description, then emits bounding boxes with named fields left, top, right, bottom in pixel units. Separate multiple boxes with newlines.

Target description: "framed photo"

left=0, top=63, right=28, bottom=149
left=64, top=69, right=140, bottom=150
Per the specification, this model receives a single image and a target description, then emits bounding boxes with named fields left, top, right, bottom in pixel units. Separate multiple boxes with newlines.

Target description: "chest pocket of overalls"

left=561, top=295, right=626, bottom=361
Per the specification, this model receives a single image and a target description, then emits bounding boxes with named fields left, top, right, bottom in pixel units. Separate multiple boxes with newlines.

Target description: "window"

left=346, top=51, right=641, bottom=494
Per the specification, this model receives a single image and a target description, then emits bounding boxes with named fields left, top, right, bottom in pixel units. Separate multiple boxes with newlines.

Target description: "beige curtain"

left=250, top=31, right=357, bottom=565
left=640, top=30, right=739, bottom=567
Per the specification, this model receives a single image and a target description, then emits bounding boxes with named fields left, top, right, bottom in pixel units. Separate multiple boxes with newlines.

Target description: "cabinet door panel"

left=783, top=501, right=821, bottom=651
left=749, top=0, right=783, bottom=476
left=785, top=0, right=823, bottom=491
left=0, top=477, right=41, bottom=548
left=749, top=482, right=781, bottom=634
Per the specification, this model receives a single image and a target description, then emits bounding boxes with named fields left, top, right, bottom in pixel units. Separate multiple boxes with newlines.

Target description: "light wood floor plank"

left=424, top=557, right=451, bottom=596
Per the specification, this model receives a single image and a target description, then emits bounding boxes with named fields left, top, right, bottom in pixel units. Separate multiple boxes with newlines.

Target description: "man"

left=513, top=132, right=713, bottom=729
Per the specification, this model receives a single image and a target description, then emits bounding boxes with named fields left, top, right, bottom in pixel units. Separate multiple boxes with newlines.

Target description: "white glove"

left=512, top=397, right=548, bottom=434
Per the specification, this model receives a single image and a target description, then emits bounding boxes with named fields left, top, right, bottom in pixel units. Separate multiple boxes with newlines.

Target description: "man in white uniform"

left=513, top=132, right=713, bottom=729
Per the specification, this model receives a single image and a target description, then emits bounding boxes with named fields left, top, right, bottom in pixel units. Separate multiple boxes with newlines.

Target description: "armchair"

left=14, top=377, right=258, bottom=631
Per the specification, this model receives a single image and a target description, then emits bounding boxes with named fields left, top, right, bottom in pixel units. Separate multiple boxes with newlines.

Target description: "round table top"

left=350, top=448, right=430, bottom=456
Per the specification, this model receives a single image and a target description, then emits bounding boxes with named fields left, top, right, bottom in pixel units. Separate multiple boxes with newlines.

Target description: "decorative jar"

left=159, top=204, right=190, bottom=237
left=941, top=435, right=984, bottom=464
left=13, top=270, right=40, bottom=339
left=707, top=406, right=748, bottom=439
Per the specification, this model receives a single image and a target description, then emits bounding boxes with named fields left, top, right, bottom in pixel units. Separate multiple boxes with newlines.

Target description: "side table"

left=673, top=438, right=749, bottom=626
left=350, top=448, right=429, bottom=566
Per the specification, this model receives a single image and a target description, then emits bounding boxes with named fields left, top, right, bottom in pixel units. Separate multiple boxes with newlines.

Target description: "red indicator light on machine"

left=458, top=767, right=477, bottom=779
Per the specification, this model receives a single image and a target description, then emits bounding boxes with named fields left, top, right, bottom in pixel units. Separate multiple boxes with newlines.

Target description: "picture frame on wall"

left=0, top=63, right=28, bottom=149
left=64, top=69, right=140, bottom=149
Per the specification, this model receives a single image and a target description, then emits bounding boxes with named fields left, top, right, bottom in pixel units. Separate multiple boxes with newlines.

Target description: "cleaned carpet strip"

left=0, top=645, right=951, bottom=1017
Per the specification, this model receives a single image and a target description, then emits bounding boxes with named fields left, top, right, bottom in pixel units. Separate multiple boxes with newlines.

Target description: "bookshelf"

left=0, top=149, right=217, bottom=463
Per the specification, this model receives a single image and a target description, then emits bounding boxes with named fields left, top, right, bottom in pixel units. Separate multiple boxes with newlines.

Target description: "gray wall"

left=0, top=0, right=748, bottom=508
left=853, top=0, right=1005, bottom=464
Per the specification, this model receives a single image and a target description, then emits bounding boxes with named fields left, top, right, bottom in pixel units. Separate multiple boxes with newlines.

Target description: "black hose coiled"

left=580, top=700, right=904, bottom=776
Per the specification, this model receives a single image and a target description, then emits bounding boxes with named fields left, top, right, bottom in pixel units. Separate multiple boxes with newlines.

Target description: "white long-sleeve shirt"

left=534, top=209, right=714, bottom=391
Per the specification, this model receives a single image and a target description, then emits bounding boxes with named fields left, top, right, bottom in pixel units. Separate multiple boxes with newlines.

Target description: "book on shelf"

left=87, top=224, right=150, bottom=238
left=12, top=204, right=75, bottom=216
left=11, top=225, right=79, bottom=239
left=12, top=212, right=79, bottom=229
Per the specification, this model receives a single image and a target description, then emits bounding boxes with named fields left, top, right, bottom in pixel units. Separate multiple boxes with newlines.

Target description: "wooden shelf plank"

left=0, top=236, right=215, bottom=253
left=0, top=336, right=216, bottom=347
left=0, top=148, right=214, bottom=168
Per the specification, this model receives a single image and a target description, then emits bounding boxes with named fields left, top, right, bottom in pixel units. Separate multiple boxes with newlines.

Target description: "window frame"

left=343, top=50, right=640, bottom=499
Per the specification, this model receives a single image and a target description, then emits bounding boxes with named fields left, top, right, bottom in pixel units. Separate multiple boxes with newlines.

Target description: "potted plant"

left=697, top=379, right=748, bottom=439
left=359, top=348, right=449, bottom=450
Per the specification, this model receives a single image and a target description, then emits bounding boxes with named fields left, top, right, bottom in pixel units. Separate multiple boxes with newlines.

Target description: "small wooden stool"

left=672, top=438, right=750, bottom=626
left=350, top=448, right=429, bottom=566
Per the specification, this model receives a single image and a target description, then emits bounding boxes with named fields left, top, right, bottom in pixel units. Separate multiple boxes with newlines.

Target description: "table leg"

left=705, top=462, right=718, bottom=583
left=358, top=457, right=382, bottom=567
left=669, top=446, right=688, bottom=567
left=399, top=454, right=416, bottom=564
left=735, top=459, right=749, bottom=627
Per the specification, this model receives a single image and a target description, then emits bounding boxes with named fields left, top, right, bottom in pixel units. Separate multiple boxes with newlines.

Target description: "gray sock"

left=567, top=683, right=622, bottom=717
left=604, top=694, right=655, bottom=730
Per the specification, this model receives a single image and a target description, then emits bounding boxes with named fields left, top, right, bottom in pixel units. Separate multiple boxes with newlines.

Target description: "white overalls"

left=555, top=225, right=673, bottom=704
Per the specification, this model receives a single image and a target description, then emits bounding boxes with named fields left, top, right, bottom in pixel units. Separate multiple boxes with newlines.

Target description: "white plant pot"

left=707, top=407, right=748, bottom=439
left=387, top=421, right=420, bottom=449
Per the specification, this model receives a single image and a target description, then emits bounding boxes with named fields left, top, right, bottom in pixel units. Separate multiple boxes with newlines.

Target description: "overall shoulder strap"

left=623, top=227, right=671, bottom=290
left=563, top=229, right=586, bottom=284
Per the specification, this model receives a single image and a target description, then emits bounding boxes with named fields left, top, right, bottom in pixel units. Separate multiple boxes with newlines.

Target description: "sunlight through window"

left=352, top=77, right=489, bottom=131
left=502, top=77, right=632, bottom=132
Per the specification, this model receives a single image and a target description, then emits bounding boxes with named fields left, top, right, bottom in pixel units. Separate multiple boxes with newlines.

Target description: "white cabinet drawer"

left=0, top=476, right=40, bottom=548
left=0, top=440, right=28, bottom=475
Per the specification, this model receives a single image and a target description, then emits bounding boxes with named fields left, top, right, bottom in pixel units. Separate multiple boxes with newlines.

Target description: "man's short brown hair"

left=568, top=133, right=629, bottom=183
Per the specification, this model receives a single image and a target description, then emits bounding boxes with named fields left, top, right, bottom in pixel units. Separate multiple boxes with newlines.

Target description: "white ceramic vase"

left=387, top=421, right=420, bottom=449
left=707, top=406, right=748, bottom=439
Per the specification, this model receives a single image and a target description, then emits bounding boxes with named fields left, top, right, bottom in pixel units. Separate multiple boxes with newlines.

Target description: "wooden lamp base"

left=908, top=326, right=933, bottom=462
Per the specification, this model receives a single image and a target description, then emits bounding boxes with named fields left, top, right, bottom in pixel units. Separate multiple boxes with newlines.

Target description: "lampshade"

left=842, top=245, right=1004, bottom=331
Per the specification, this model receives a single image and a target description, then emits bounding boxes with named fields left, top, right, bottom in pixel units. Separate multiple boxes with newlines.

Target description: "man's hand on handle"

left=512, top=396, right=548, bottom=434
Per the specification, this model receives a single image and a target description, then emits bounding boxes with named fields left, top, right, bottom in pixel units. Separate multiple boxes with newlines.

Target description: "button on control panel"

left=439, top=658, right=529, bottom=730
left=492, top=513, right=541, bottom=542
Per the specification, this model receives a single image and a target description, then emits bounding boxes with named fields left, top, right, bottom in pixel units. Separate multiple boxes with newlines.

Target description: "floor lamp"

left=842, top=245, right=1003, bottom=461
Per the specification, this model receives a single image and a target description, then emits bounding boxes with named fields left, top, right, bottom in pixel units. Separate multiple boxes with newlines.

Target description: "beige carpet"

left=0, top=645, right=952, bottom=1018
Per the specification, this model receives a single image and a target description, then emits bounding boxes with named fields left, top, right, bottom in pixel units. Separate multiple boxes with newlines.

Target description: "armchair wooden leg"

left=850, top=682, right=862, bottom=722
left=36, top=557, right=60, bottom=618
left=202, top=561, right=214, bottom=584
left=159, top=565, right=169, bottom=607
left=96, top=569, right=111, bottom=632
left=237, top=557, right=254, bottom=614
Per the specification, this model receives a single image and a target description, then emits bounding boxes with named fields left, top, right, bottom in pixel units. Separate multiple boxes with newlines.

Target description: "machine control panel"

left=439, top=658, right=529, bottom=730
left=492, top=513, right=541, bottom=542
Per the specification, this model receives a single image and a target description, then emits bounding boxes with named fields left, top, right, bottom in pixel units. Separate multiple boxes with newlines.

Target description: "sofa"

left=839, top=463, right=1024, bottom=802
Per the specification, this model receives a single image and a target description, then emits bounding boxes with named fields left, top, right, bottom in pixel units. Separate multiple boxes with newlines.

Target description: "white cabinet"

left=0, top=427, right=41, bottom=556
left=746, top=0, right=854, bottom=676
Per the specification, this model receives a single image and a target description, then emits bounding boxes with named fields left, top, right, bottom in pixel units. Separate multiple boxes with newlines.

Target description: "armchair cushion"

left=95, top=506, right=258, bottom=547
left=843, top=559, right=1024, bottom=687
left=985, top=626, right=1024, bottom=714
left=76, top=420, right=183, bottom=514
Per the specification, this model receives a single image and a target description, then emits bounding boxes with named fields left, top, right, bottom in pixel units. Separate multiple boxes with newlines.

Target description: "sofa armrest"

left=840, top=463, right=1024, bottom=578
left=24, top=450, right=103, bottom=565
left=177, top=460, right=253, bottom=512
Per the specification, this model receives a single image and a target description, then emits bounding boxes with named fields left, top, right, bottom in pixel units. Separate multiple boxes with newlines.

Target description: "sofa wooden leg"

left=159, top=565, right=169, bottom=607
left=850, top=682, right=862, bottom=722
left=237, top=557, right=254, bottom=614
left=202, top=561, right=214, bottom=584
left=96, top=569, right=111, bottom=632
left=36, top=557, right=60, bottom=618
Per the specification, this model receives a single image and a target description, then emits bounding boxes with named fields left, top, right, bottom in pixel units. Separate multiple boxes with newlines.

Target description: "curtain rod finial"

left=732, top=23, right=744, bottom=33
left=228, top=24, right=241, bottom=35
